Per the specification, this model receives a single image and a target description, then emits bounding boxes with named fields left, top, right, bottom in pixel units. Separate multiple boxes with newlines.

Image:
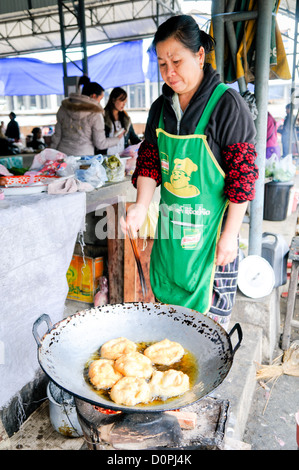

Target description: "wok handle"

left=228, top=322, right=243, bottom=356
left=32, top=314, right=53, bottom=347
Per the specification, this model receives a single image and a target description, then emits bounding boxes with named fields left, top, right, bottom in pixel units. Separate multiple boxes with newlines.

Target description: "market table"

left=0, top=190, right=86, bottom=411
left=85, top=176, right=136, bottom=213
left=0, top=177, right=138, bottom=418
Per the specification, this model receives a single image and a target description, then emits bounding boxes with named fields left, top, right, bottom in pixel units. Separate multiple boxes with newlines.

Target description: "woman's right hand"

left=120, top=203, right=148, bottom=237
left=116, top=128, right=125, bottom=139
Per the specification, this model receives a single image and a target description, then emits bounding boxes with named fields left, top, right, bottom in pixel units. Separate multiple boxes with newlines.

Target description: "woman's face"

left=156, top=37, right=204, bottom=98
left=113, top=96, right=127, bottom=112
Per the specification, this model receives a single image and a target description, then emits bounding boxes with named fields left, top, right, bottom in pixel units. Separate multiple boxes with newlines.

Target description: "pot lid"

left=237, top=255, right=275, bottom=298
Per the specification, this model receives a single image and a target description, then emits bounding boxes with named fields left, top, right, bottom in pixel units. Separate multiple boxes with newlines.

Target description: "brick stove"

left=75, top=396, right=229, bottom=450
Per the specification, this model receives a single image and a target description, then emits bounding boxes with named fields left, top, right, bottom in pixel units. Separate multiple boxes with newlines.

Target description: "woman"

left=266, top=112, right=280, bottom=159
left=101, top=87, right=141, bottom=155
left=121, top=15, right=258, bottom=330
left=27, top=127, right=46, bottom=151
left=51, top=78, right=124, bottom=156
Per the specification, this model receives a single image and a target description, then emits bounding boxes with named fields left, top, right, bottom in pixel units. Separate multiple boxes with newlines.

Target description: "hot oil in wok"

left=83, top=341, right=198, bottom=407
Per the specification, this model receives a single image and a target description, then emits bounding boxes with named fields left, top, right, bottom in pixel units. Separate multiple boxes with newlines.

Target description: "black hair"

left=79, top=76, right=104, bottom=97
left=10, top=112, right=16, bottom=119
left=32, top=127, right=41, bottom=137
left=106, top=87, right=127, bottom=106
left=104, top=87, right=128, bottom=129
left=153, top=14, right=215, bottom=56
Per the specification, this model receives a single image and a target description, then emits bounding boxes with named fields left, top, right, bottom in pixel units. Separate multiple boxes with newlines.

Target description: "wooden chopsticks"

left=128, top=225, right=147, bottom=298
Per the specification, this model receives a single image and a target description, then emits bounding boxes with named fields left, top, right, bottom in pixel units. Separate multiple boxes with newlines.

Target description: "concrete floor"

left=242, top=178, right=299, bottom=450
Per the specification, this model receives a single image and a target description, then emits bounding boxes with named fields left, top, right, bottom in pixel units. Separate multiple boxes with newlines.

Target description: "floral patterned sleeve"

left=132, top=139, right=161, bottom=188
left=223, top=142, right=259, bottom=203
left=132, top=140, right=258, bottom=202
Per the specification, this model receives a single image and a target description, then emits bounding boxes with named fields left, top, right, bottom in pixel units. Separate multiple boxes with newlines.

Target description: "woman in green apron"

left=121, top=15, right=258, bottom=330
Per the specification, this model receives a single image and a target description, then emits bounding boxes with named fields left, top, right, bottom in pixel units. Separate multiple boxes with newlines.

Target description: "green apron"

left=150, top=83, right=229, bottom=314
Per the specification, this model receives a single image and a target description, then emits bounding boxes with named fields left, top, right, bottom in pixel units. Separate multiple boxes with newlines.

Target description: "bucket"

left=261, top=232, right=289, bottom=287
left=263, top=181, right=293, bottom=221
left=47, top=381, right=83, bottom=437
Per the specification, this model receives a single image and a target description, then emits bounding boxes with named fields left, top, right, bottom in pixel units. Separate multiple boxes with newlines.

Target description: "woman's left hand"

left=215, top=232, right=238, bottom=266
left=215, top=201, right=248, bottom=266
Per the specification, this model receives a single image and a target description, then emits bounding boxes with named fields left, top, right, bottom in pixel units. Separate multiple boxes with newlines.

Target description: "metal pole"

left=211, top=0, right=225, bottom=81
left=78, top=0, right=88, bottom=76
left=288, top=0, right=299, bottom=155
left=58, top=0, right=67, bottom=83
left=248, top=0, right=273, bottom=256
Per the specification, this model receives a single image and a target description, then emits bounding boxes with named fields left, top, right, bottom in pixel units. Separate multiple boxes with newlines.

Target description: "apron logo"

left=164, top=157, right=200, bottom=198
left=181, top=228, right=201, bottom=249
left=160, top=152, right=169, bottom=174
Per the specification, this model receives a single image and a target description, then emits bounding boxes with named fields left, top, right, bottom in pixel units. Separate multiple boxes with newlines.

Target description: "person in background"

left=277, top=103, right=296, bottom=157
left=27, top=127, right=47, bottom=151
left=0, top=121, right=6, bottom=139
left=0, top=119, right=17, bottom=155
left=100, top=87, right=141, bottom=155
left=51, top=77, right=124, bottom=156
left=5, top=112, right=20, bottom=142
left=121, top=15, right=258, bottom=330
left=266, top=112, right=281, bottom=159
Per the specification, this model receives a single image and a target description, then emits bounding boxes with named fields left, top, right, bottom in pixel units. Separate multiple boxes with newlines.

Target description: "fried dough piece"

left=110, top=376, right=151, bottom=406
left=143, top=338, right=185, bottom=365
left=114, top=352, right=153, bottom=379
left=149, top=369, right=190, bottom=399
left=88, top=359, right=123, bottom=390
left=100, top=337, right=137, bottom=360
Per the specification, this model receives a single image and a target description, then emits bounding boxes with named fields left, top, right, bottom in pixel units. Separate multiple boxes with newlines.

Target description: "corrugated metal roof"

left=0, top=0, right=60, bottom=15
left=0, top=1, right=296, bottom=58
left=0, top=0, right=182, bottom=57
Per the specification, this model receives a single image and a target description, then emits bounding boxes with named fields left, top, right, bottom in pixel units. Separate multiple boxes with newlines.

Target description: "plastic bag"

left=103, top=154, right=125, bottom=182
left=265, top=152, right=279, bottom=178
left=120, top=143, right=141, bottom=158
left=75, top=156, right=107, bottom=188
left=265, top=153, right=296, bottom=182
left=120, top=143, right=141, bottom=176
left=0, top=164, right=13, bottom=176
left=273, top=154, right=296, bottom=182
left=29, top=148, right=67, bottom=170
left=56, top=156, right=80, bottom=177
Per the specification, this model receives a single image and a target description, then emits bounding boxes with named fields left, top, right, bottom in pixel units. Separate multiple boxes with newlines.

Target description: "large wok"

left=33, top=302, right=242, bottom=413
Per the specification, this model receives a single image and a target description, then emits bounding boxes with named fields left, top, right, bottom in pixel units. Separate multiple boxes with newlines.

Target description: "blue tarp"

left=0, top=40, right=145, bottom=96
left=146, top=44, right=162, bottom=82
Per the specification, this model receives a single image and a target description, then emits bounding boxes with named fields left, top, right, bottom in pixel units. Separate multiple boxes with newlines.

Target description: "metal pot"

left=33, top=302, right=242, bottom=413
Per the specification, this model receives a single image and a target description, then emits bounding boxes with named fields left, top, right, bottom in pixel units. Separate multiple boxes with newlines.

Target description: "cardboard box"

left=66, top=254, right=104, bottom=303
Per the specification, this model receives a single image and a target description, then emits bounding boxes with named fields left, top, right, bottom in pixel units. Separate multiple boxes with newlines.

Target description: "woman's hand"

left=215, top=231, right=238, bottom=266
left=120, top=175, right=157, bottom=237
left=215, top=201, right=248, bottom=266
left=117, top=129, right=126, bottom=139
left=120, top=203, right=148, bottom=237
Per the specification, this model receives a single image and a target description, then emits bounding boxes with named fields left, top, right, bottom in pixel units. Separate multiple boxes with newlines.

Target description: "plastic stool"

left=281, top=236, right=299, bottom=350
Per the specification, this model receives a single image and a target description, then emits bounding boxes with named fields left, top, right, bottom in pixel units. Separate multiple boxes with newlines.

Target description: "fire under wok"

left=33, top=302, right=242, bottom=413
